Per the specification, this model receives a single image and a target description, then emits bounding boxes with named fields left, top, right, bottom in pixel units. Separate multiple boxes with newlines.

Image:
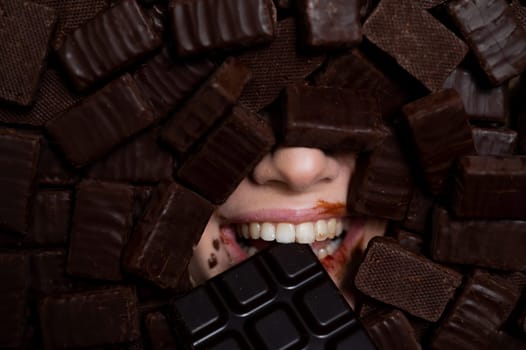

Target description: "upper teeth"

left=236, top=218, right=345, bottom=244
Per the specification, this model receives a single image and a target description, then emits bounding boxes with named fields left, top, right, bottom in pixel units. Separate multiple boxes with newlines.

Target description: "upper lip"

left=219, top=207, right=347, bottom=225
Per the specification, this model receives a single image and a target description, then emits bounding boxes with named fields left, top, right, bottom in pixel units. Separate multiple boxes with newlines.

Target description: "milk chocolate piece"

left=297, top=0, right=361, bottom=49
left=37, top=136, right=79, bottom=185
left=237, top=18, right=325, bottom=112
left=472, top=127, right=518, bottom=156
left=447, top=0, right=526, bottom=86
left=124, top=183, right=213, bottom=289
left=55, top=0, right=163, bottom=91
left=0, top=253, right=30, bottom=348
left=177, top=106, right=275, bottom=204
left=363, top=310, right=420, bottom=350
left=161, top=57, right=251, bottom=157
left=402, top=89, right=475, bottom=194
left=28, top=190, right=72, bottom=246
left=30, top=250, right=76, bottom=295
left=430, top=270, right=520, bottom=349
left=363, top=0, right=467, bottom=91
left=39, top=287, right=141, bottom=349
left=46, top=74, right=156, bottom=167
left=168, top=0, right=276, bottom=57
left=402, top=187, right=434, bottom=233
left=450, top=155, right=526, bottom=219
left=355, top=237, right=463, bottom=322
left=432, top=207, right=526, bottom=270
left=0, top=130, right=40, bottom=234
left=67, top=181, right=133, bottom=281
left=0, top=0, right=56, bottom=106
left=144, top=312, right=177, bottom=350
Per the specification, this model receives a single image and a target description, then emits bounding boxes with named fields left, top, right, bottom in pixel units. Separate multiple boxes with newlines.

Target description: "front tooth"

left=335, top=220, right=343, bottom=237
left=327, top=218, right=337, bottom=239
left=296, top=222, right=315, bottom=244
left=241, top=224, right=249, bottom=239
left=276, top=223, right=295, bottom=243
left=315, top=220, right=328, bottom=241
left=249, top=222, right=261, bottom=239
left=260, top=222, right=276, bottom=241
left=316, top=248, right=328, bottom=260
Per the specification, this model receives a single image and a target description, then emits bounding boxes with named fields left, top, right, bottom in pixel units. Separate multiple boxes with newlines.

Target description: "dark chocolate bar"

left=37, top=136, right=79, bottom=185
left=144, top=311, right=177, bottom=350
left=392, top=228, right=425, bottom=255
left=354, top=237, right=463, bottom=322
left=168, top=0, right=276, bottom=57
left=39, top=287, right=141, bottom=349
left=28, top=190, right=72, bottom=246
left=30, top=249, right=76, bottom=296
left=363, top=309, right=420, bottom=350
left=472, top=127, right=518, bottom=156
left=402, top=187, right=434, bottom=233
left=132, top=186, right=155, bottom=225
left=177, top=106, right=275, bottom=204
left=171, top=243, right=376, bottom=349
left=490, top=331, right=526, bottom=350
left=161, top=57, right=251, bottom=157
left=45, top=74, right=156, bottom=167
left=55, top=0, right=163, bottom=91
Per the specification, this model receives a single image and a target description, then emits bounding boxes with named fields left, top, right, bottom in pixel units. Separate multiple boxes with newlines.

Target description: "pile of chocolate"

left=1, top=0, right=526, bottom=348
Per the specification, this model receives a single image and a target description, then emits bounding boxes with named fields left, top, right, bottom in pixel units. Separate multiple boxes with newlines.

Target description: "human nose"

left=251, top=147, right=341, bottom=192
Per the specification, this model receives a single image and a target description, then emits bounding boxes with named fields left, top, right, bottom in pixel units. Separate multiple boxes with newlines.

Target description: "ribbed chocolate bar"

left=168, top=0, right=276, bottom=57
left=355, top=237, right=463, bottom=322
left=0, top=130, right=40, bottom=234
left=37, top=135, right=79, bottom=185
left=144, top=311, right=177, bottom=350
left=432, top=207, right=526, bottom=270
left=124, top=183, right=214, bottom=289
left=30, top=250, right=76, bottom=296
left=177, top=106, right=275, bottom=204
left=161, top=57, right=251, bottom=157
left=450, top=155, right=526, bottom=219
left=132, top=186, right=154, bottom=225
left=392, top=228, right=425, bottom=255
left=28, top=190, right=72, bottom=246
left=0, top=0, right=56, bottom=106
left=491, top=331, right=526, bottom=350
left=39, top=287, right=141, bottom=349
left=363, top=310, right=420, bottom=350
left=68, top=181, right=133, bottom=281
left=55, top=0, right=162, bottom=91
left=363, top=0, right=467, bottom=91
left=430, top=270, right=520, bottom=349
left=46, top=74, right=156, bottom=167
left=472, top=127, right=518, bottom=156
left=402, top=89, right=475, bottom=194
left=447, top=0, right=526, bottom=86
left=402, top=187, right=434, bottom=233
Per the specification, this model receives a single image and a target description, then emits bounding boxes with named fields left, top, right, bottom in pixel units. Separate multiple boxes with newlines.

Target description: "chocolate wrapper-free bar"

left=363, top=309, right=420, bottom=350
left=144, top=311, right=177, bottom=350
left=472, top=127, right=518, bottom=156
left=28, top=190, right=72, bottom=246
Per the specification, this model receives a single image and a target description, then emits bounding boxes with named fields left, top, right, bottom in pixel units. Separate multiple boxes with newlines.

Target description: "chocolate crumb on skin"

left=212, top=238, right=221, bottom=251
left=208, top=253, right=218, bottom=269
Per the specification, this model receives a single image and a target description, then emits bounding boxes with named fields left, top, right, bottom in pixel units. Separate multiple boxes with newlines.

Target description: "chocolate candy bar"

left=28, top=190, right=72, bottom=246
left=432, top=207, right=526, bottom=270
left=402, top=89, right=474, bottom=194
left=354, top=237, right=463, bottom=322
left=430, top=270, right=520, bottom=349
left=168, top=0, right=276, bottom=57
left=177, top=106, right=275, bottom=204
left=447, top=0, right=526, bottom=86
left=450, top=155, right=526, bottom=219
left=132, top=186, right=154, bottom=225
left=363, top=309, right=420, bottom=350
left=472, top=127, right=518, bottom=156
left=402, top=187, right=434, bottom=233
left=491, top=331, right=526, bottom=350
left=144, top=311, right=177, bottom=350
left=37, top=136, right=79, bottom=185
left=171, top=243, right=376, bottom=349
left=392, top=228, right=425, bottom=255
left=30, top=249, right=76, bottom=296
left=124, top=182, right=214, bottom=289
left=67, top=181, right=133, bottom=281
left=161, top=57, right=251, bottom=157
left=0, top=130, right=40, bottom=234
left=363, top=0, right=467, bottom=91
left=296, top=0, right=361, bottom=49
left=0, top=0, right=56, bottom=106
left=45, top=74, right=156, bottom=167
left=55, top=0, right=163, bottom=91
left=39, top=286, right=141, bottom=349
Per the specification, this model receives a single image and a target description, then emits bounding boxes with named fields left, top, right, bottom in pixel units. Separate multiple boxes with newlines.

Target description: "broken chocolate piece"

left=472, top=127, right=518, bottom=156
left=363, top=309, right=420, bottom=350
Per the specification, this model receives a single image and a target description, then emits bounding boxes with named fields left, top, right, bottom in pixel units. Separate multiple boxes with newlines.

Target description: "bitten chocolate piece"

left=55, top=0, right=162, bottom=91
left=472, top=127, right=518, bottom=156
left=355, top=237, right=463, bottom=322
left=144, top=311, right=177, bottom=350
left=0, top=130, right=40, bottom=234
left=363, top=0, right=467, bottom=91
left=169, top=0, right=276, bottom=57
left=402, top=89, right=474, bottom=194
left=296, top=0, right=361, bottom=49
left=161, top=57, right=251, bottom=156
left=447, top=0, right=526, bottom=86
left=39, top=287, right=141, bottom=349
left=430, top=270, right=520, bottom=349
left=432, top=207, right=526, bottom=270
left=450, top=155, right=526, bottom=219
left=348, top=130, right=413, bottom=220
left=177, top=106, right=275, bottom=204
left=30, top=250, right=76, bottom=295
left=402, top=187, right=434, bottom=233
left=363, top=310, right=420, bottom=350
left=0, top=0, right=56, bottom=106
left=46, top=74, right=156, bottom=167
left=124, top=183, right=213, bottom=289
left=0, top=253, right=30, bottom=348
left=28, top=190, right=72, bottom=246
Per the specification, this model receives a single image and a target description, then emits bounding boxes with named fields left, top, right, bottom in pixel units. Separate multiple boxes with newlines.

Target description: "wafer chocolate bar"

left=472, top=127, right=518, bottom=156
left=363, top=309, right=420, bottom=350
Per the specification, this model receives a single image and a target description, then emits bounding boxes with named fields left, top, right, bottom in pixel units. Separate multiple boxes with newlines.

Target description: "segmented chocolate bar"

left=472, top=127, right=518, bottom=156
left=168, top=0, right=276, bottom=57
left=363, top=310, right=420, bottom=350
left=28, top=190, right=72, bottom=246
left=45, top=74, right=156, bottom=168
left=55, top=0, right=163, bottom=91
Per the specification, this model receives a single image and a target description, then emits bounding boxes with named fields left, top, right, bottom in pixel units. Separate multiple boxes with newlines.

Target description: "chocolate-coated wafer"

left=363, top=309, right=420, bottom=350
left=37, top=135, right=79, bottom=185
left=472, top=127, right=518, bottom=156
left=392, top=228, right=425, bottom=255
left=30, top=249, right=76, bottom=296
left=28, top=190, right=72, bottom=246
left=402, top=187, right=434, bottom=233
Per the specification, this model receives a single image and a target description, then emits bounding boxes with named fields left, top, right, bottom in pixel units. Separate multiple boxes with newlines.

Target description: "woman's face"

left=188, top=146, right=386, bottom=293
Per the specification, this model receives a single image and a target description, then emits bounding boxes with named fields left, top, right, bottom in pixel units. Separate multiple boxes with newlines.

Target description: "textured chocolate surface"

left=447, top=0, right=526, bottom=86
left=30, top=250, right=76, bottom=296
left=161, top=57, right=251, bottom=157
left=46, top=74, right=156, bottom=167
left=177, top=106, right=275, bottom=204
left=169, top=0, right=276, bottom=57
left=393, top=228, right=425, bottom=255
left=144, top=311, right=177, bottom=350
left=28, top=190, right=72, bottom=246
left=355, top=237, right=463, bottom=322
left=39, top=286, right=140, bottom=349
left=402, top=187, right=434, bottom=233
left=363, top=309, right=420, bottom=350
left=37, top=135, right=79, bottom=185
left=472, top=127, right=518, bottom=156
